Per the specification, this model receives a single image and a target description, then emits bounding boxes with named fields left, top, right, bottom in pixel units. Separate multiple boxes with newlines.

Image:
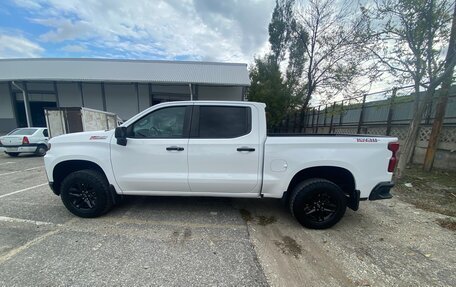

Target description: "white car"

left=44, top=101, right=398, bottom=229
left=1, top=127, right=49, bottom=157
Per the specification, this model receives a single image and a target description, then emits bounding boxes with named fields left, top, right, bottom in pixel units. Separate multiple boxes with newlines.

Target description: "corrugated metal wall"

left=0, top=80, right=246, bottom=132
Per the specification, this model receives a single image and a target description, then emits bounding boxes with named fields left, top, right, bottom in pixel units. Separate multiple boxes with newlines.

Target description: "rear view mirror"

left=115, top=127, right=127, bottom=146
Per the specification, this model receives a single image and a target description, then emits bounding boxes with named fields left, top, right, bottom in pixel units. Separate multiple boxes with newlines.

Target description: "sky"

left=0, top=0, right=275, bottom=63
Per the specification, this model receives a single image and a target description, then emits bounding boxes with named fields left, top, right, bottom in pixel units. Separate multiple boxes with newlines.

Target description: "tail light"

left=22, top=136, right=30, bottom=145
left=387, top=142, right=399, bottom=172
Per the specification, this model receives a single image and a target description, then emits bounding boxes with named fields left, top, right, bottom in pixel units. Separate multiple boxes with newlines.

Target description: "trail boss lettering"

left=356, top=138, right=378, bottom=142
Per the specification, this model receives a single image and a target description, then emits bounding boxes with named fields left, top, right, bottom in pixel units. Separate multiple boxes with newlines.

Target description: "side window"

left=196, top=106, right=251, bottom=138
left=128, top=106, right=187, bottom=138
left=43, top=129, right=49, bottom=137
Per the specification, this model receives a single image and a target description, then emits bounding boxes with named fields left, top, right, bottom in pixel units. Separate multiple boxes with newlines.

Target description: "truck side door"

left=187, top=104, right=261, bottom=194
left=110, top=105, right=192, bottom=194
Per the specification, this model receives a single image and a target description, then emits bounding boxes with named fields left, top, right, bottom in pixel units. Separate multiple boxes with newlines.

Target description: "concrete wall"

left=57, top=82, right=82, bottom=107
left=104, top=83, right=138, bottom=120
left=0, top=83, right=14, bottom=118
left=153, top=85, right=189, bottom=94
left=413, top=145, right=456, bottom=170
left=412, top=139, right=456, bottom=170
left=138, top=84, right=150, bottom=112
left=56, top=82, right=147, bottom=119
left=0, top=80, right=248, bottom=131
left=27, top=82, right=54, bottom=92
left=82, top=83, right=104, bottom=110
left=0, top=82, right=16, bottom=132
left=198, top=86, right=243, bottom=101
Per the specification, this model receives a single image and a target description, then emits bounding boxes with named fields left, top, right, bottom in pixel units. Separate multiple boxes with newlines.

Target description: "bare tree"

left=367, top=0, right=454, bottom=177
left=276, top=0, right=372, bottom=107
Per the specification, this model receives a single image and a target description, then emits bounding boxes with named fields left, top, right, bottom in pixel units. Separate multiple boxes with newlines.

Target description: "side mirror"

left=115, top=126, right=127, bottom=146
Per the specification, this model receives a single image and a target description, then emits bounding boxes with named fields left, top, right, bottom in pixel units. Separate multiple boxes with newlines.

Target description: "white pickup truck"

left=44, top=101, right=398, bottom=229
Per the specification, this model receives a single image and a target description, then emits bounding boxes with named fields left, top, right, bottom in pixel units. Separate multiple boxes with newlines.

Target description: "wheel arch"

left=285, top=166, right=358, bottom=210
left=52, top=160, right=107, bottom=195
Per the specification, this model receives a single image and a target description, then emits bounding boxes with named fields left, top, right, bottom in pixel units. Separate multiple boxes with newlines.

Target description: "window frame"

left=190, top=105, right=252, bottom=139
left=126, top=105, right=193, bottom=139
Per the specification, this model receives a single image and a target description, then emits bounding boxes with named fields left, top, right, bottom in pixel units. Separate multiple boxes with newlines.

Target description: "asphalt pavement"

left=0, top=153, right=267, bottom=286
left=0, top=152, right=454, bottom=287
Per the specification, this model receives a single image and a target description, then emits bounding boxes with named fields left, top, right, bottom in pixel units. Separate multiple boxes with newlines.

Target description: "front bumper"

left=369, top=181, right=394, bottom=200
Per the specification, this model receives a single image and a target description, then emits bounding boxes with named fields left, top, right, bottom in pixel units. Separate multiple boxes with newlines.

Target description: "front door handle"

left=237, top=147, right=255, bottom=152
left=166, top=146, right=184, bottom=151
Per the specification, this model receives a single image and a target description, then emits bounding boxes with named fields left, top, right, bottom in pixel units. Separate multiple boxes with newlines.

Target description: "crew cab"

left=1, top=127, right=49, bottom=157
left=44, top=101, right=398, bottom=229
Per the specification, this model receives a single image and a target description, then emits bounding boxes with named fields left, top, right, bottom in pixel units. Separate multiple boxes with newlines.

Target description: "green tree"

left=248, top=0, right=308, bottom=129
left=248, top=56, right=291, bottom=129
left=268, top=0, right=308, bottom=105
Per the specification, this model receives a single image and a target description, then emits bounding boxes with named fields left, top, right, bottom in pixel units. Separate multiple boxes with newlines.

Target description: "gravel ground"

left=0, top=152, right=454, bottom=286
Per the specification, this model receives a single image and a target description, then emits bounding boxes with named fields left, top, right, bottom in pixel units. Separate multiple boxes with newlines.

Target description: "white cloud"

left=61, top=44, right=87, bottom=52
left=0, top=34, right=44, bottom=58
left=12, top=0, right=43, bottom=10
left=15, top=0, right=274, bottom=62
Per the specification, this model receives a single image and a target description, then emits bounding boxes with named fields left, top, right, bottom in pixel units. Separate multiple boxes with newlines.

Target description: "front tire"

left=289, top=178, right=346, bottom=229
left=60, top=169, right=113, bottom=218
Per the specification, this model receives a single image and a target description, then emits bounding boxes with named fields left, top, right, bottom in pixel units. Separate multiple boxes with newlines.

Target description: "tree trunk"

left=423, top=3, right=456, bottom=171
left=422, top=86, right=450, bottom=171
left=396, top=82, right=434, bottom=178
left=397, top=85, right=437, bottom=178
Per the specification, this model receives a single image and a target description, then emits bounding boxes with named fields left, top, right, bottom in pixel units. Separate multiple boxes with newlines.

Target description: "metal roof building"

left=0, top=58, right=250, bottom=132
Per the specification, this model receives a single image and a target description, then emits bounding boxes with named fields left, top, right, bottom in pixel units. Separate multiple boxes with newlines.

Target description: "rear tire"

left=289, top=178, right=346, bottom=229
left=60, top=169, right=113, bottom=218
left=35, top=144, right=47, bottom=156
left=5, top=152, right=19, bottom=157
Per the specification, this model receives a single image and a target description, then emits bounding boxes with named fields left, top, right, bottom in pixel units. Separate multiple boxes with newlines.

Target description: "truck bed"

left=261, top=134, right=397, bottom=199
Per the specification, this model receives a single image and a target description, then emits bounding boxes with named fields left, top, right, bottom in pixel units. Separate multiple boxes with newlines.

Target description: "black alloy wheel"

left=67, top=182, right=97, bottom=210
left=60, top=169, right=113, bottom=218
left=302, top=190, right=338, bottom=223
left=290, top=178, right=347, bottom=229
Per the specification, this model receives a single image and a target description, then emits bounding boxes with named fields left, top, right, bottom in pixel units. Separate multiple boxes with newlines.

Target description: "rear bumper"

left=3, top=144, right=38, bottom=153
left=369, top=181, right=394, bottom=200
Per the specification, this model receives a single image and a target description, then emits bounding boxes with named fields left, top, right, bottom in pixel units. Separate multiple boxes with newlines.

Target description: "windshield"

left=9, top=128, right=38, bottom=135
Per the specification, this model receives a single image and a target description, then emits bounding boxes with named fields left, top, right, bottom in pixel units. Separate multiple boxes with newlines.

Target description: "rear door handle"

left=166, top=146, right=184, bottom=151
left=237, top=147, right=255, bottom=152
